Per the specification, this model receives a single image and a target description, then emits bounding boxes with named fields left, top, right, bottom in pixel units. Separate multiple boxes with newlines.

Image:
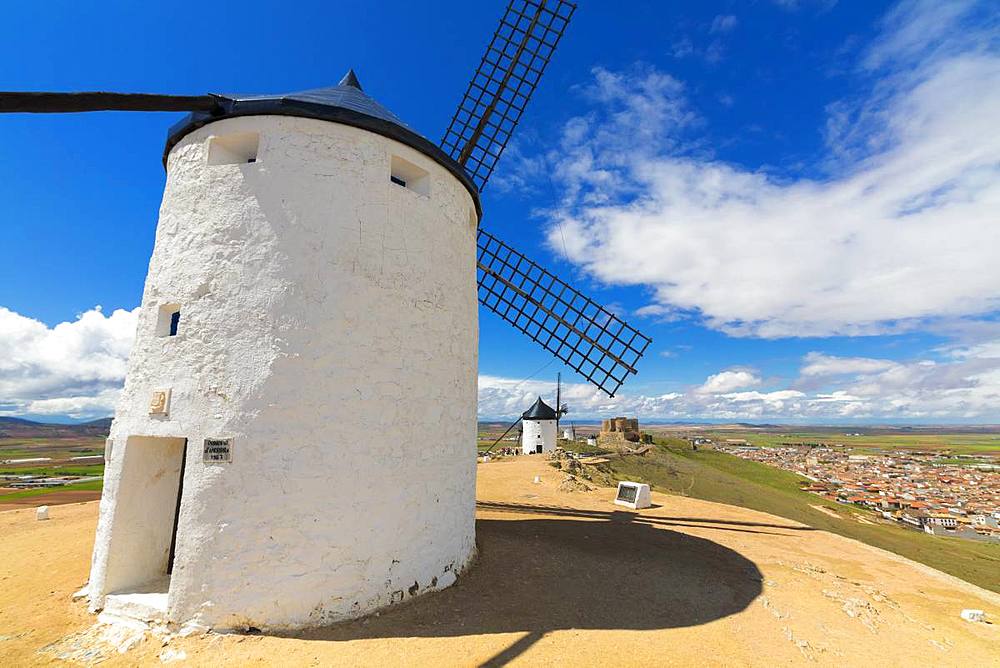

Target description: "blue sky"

left=1, top=0, right=998, bottom=423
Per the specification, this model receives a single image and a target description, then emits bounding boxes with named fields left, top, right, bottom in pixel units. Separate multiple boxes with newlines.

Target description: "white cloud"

left=670, top=38, right=695, bottom=59
left=479, top=344, right=1000, bottom=421
left=23, top=389, right=124, bottom=418
left=478, top=374, right=639, bottom=420
left=528, top=1, right=1000, bottom=339
left=771, top=0, right=838, bottom=11
left=697, top=369, right=761, bottom=394
left=799, top=352, right=897, bottom=377
left=863, top=0, right=985, bottom=70
left=5, top=303, right=995, bottom=422
left=710, top=15, right=738, bottom=34
left=0, top=306, right=138, bottom=420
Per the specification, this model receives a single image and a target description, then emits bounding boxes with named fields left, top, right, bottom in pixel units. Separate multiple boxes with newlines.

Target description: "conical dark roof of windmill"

left=164, top=70, right=480, bottom=214
left=522, top=396, right=558, bottom=420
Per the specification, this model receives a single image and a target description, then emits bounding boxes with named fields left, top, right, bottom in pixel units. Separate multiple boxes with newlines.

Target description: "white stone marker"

left=960, top=609, right=985, bottom=622
left=614, top=481, right=651, bottom=510
left=36, top=505, right=49, bottom=521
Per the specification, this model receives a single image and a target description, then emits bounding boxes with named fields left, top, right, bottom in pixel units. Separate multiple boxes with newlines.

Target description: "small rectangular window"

left=207, top=132, right=260, bottom=165
left=390, top=155, right=430, bottom=196
left=156, top=304, right=182, bottom=338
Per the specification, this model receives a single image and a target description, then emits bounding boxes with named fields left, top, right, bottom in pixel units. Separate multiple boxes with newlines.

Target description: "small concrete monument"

left=614, top=481, right=651, bottom=510
left=961, top=609, right=986, bottom=622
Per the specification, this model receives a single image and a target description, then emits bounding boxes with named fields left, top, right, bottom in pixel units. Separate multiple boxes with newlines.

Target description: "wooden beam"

left=0, top=91, right=220, bottom=114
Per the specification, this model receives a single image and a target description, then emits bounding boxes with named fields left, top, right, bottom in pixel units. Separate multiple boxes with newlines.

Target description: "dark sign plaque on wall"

left=203, top=438, right=233, bottom=463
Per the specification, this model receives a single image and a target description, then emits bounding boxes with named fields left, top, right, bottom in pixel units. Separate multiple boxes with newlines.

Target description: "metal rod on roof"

left=556, top=372, right=561, bottom=433
left=0, top=91, right=220, bottom=114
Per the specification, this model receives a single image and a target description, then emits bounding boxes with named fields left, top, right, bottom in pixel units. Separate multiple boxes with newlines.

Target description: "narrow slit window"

left=390, top=175, right=406, bottom=187
left=157, top=304, right=182, bottom=337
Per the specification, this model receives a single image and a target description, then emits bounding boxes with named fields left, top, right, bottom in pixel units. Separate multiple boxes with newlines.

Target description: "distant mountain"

left=477, top=418, right=1000, bottom=432
left=0, top=416, right=112, bottom=439
left=0, top=416, right=38, bottom=426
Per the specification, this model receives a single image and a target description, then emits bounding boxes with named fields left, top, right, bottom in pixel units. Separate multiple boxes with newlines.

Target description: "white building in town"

left=520, top=397, right=558, bottom=455
left=85, top=71, right=480, bottom=631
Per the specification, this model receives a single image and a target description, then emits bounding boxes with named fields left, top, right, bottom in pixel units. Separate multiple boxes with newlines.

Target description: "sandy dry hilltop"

left=1, top=457, right=997, bottom=667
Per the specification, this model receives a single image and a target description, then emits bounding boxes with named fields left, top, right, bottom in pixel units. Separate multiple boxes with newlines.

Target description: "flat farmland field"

left=691, top=430, right=1000, bottom=455
left=0, top=434, right=107, bottom=509
left=0, top=436, right=105, bottom=461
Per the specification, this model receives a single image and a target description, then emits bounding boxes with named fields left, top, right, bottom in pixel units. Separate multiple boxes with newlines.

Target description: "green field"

left=0, top=435, right=105, bottom=469
left=700, top=430, right=1000, bottom=455
left=0, top=435, right=107, bottom=505
left=0, top=464, right=104, bottom=477
left=601, top=439, right=1000, bottom=593
left=0, top=478, right=105, bottom=502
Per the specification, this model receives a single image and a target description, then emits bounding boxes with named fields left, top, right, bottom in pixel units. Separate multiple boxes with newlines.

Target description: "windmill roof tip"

left=339, top=69, right=363, bottom=90
left=522, top=396, right=558, bottom=420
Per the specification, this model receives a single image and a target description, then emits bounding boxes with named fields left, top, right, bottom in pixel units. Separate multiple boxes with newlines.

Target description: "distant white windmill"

left=520, top=396, right=559, bottom=454
left=0, top=0, right=649, bottom=630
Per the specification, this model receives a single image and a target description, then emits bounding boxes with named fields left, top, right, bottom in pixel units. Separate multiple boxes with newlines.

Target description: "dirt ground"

left=0, top=489, right=102, bottom=513
left=1, top=457, right=997, bottom=667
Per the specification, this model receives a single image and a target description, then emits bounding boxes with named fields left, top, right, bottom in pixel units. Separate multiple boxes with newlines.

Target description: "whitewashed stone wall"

left=521, top=419, right=557, bottom=454
left=88, top=115, right=480, bottom=630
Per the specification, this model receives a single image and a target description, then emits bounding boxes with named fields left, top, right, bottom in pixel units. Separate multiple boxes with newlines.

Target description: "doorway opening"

left=102, top=436, right=188, bottom=618
left=167, top=440, right=188, bottom=574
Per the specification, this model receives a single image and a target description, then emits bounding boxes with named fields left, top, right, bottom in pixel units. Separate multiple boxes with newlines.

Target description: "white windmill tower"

left=1, top=0, right=650, bottom=631
left=520, top=396, right=559, bottom=454
left=519, top=372, right=568, bottom=453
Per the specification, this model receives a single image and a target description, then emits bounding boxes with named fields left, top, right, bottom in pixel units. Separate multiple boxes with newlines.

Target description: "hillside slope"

left=604, top=441, right=1000, bottom=593
left=0, top=417, right=111, bottom=439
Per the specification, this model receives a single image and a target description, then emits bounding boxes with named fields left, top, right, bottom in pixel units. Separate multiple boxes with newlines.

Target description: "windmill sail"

left=0, top=92, right=219, bottom=114
left=440, top=0, right=576, bottom=191
left=477, top=228, right=651, bottom=397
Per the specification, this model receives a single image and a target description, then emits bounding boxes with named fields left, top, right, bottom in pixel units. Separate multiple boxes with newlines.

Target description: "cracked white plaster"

left=87, top=115, right=479, bottom=630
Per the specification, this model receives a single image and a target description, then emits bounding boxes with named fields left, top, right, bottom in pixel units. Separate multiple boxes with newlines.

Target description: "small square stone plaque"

left=203, top=437, right=233, bottom=463
left=614, top=481, right=651, bottom=509
left=149, top=388, right=171, bottom=416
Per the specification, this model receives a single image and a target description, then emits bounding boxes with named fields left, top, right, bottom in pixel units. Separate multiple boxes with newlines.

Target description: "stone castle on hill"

left=598, top=417, right=652, bottom=449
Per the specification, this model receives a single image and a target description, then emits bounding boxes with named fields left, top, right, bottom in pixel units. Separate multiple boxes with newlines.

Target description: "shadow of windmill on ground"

left=281, top=503, right=798, bottom=665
